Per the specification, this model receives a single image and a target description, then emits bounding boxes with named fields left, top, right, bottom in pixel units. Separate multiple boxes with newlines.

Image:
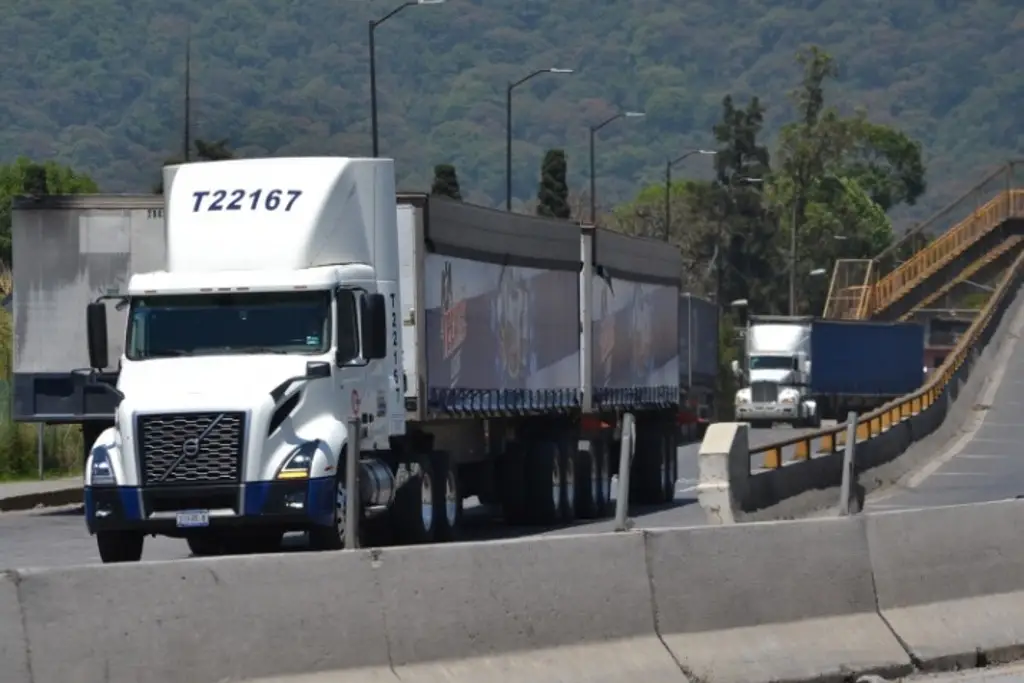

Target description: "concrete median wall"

left=6, top=500, right=1024, bottom=683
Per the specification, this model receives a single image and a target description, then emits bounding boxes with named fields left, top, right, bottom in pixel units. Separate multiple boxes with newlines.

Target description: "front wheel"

left=96, top=530, right=144, bottom=563
left=309, top=463, right=354, bottom=551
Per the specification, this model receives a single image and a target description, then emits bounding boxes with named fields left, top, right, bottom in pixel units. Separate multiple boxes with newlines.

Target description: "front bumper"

left=84, top=478, right=335, bottom=535
left=735, top=403, right=801, bottom=421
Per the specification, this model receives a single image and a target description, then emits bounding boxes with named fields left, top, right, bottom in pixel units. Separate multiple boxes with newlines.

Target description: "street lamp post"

left=506, top=67, right=573, bottom=212
left=664, top=150, right=716, bottom=240
left=369, top=0, right=445, bottom=157
left=588, top=111, right=644, bottom=224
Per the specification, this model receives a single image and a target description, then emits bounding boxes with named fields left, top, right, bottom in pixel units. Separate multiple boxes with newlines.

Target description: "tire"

left=391, top=453, right=436, bottom=544
left=96, top=530, right=144, bottom=563
left=558, top=439, right=577, bottom=525
left=525, top=440, right=560, bottom=526
left=500, top=442, right=529, bottom=525
left=431, top=451, right=462, bottom=543
left=574, top=444, right=599, bottom=520
left=186, top=535, right=223, bottom=557
left=661, top=429, right=678, bottom=503
left=309, top=459, right=353, bottom=551
left=630, top=428, right=663, bottom=505
left=594, top=437, right=613, bottom=517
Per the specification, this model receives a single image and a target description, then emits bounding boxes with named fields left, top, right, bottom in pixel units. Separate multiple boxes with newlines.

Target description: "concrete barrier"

left=868, top=499, right=1024, bottom=671
left=646, top=516, right=911, bottom=683
left=9, top=502, right=1024, bottom=683
left=373, top=532, right=679, bottom=682
left=0, top=572, right=29, bottom=682
left=15, top=550, right=392, bottom=683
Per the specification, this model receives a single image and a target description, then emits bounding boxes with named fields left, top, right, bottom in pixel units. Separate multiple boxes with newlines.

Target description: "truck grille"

left=750, top=382, right=779, bottom=403
left=137, top=412, right=245, bottom=486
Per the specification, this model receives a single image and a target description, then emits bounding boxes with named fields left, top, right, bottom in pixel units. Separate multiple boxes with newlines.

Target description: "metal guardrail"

left=752, top=246, right=1024, bottom=470
left=824, top=161, right=1024, bottom=320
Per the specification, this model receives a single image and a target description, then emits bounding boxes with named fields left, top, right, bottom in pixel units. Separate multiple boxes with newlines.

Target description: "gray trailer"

left=11, top=195, right=166, bottom=452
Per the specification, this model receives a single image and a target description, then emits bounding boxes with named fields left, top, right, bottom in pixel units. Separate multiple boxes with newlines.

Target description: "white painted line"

left=958, top=453, right=1012, bottom=459
left=872, top=295, right=1024, bottom=499
left=965, top=437, right=1021, bottom=443
left=676, top=485, right=698, bottom=494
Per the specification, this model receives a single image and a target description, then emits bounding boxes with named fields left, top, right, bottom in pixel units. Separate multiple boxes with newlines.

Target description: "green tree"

left=536, top=149, right=570, bottom=219
left=0, top=157, right=99, bottom=266
left=153, top=138, right=236, bottom=194
left=430, top=164, right=463, bottom=200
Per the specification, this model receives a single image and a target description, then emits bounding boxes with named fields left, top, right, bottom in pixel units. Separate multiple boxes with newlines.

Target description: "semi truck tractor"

left=11, top=156, right=682, bottom=562
left=731, top=315, right=924, bottom=426
left=732, top=315, right=818, bottom=428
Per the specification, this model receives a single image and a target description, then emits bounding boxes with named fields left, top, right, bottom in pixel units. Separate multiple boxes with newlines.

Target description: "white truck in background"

left=731, top=314, right=819, bottom=428
left=12, top=156, right=684, bottom=562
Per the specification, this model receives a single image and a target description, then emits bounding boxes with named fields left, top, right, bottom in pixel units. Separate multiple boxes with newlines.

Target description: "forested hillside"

left=0, top=0, right=1021, bottom=217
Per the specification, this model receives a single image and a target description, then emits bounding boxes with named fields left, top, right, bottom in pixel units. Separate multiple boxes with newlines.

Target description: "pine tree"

left=536, top=149, right=570, bottom=219
left=430, top=164, right=462, bottom=200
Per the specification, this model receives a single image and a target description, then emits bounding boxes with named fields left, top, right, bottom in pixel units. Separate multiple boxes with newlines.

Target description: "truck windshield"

left=749, top=355, right=797, bottom=370
left=126, top=291, right=331, bottom=360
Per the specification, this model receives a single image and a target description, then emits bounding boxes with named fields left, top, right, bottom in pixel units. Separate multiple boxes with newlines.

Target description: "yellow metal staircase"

left=824, top=161, right=1024, bottom=321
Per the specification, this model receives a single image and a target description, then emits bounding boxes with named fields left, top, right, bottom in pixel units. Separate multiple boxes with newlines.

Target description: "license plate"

left=176, top=510, right=210, bottom=528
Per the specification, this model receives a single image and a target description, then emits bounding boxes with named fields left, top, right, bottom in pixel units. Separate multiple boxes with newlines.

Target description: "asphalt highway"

left=0, top=426, right=818, bottom=569
left=865, top=298, right=1024, bottom=514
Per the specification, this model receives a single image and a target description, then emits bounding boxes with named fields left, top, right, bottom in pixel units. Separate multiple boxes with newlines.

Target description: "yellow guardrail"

left=823, top=161, right=1024, bottom=321
left=870, top=189, right=1024, bottom=315
left=751, top=246, right=1024, bottom=470
left=899, top=235, right=1024, bottom=320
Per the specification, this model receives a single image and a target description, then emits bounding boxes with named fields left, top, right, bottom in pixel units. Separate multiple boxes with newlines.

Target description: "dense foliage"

left=0, top=0, right=1019, bottom=218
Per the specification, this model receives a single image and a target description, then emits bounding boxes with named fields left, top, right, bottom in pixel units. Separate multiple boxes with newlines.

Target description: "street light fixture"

left=369, top=0, right=445, bottom=157
left=505, top=67, right=574, bottom=212
left=588, top=111, right=644, bottom=224
left=664, top=149, right=716, bottom=240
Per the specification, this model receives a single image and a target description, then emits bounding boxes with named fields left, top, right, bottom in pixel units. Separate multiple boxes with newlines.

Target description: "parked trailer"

left=810, top=319, right=925, bottom=420
left=678, top=293, right=719, bottom=434
left=12, top=158, right=683, bottom=562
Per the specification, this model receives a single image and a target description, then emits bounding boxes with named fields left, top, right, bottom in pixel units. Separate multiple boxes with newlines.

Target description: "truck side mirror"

left=360, top=293, right=388, bottom=360
left=86, top=302, right=109, bottom=370
left=730, top=359, right=741, bottom=377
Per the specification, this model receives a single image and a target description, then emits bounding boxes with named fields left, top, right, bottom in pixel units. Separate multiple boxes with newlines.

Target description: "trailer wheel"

left=662, top=429, right=679, bottom=503
left=629, top=428, right=663, bottom=505
left=574, top=444, right=599, bottom=519
left=96, top=530, right=144, bottom=563
left=391, top=453, right=436, bottom=544
left=431, top=451, right=462, bottom=542
left=595, top=437, right=613, bottom=516
left=525, top=440, right=561, bottom=526
left=500, top=441, right=529, bottom=525
left=559, top=440, right=577, bottom=525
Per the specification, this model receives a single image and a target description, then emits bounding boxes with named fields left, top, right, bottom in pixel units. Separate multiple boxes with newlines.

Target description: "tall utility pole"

left=664, top=150, right=716, bottom=240
left=369, top=0, right=445, bottom=157
left=789, top=199, right=798, bottom=315
left=505, top=67, right=573, bottom=211
left=183, top=30, right=191, bottom=161
left=588, top=111, right=644, bottom=224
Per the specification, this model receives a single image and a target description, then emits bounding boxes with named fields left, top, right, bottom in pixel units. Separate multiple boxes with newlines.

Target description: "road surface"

left=0, top=426, right=817, bottom=569
left=866, top=297, right=1024, bottom=513
left=893, top=662, right=1024, bottom=683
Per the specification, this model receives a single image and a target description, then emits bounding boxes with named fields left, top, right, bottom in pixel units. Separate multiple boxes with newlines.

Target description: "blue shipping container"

left=810, top=320, right=925, bottom=396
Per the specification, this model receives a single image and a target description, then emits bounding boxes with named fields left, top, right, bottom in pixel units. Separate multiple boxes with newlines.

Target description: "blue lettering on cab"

left=191, top=189, right=303, bottom=212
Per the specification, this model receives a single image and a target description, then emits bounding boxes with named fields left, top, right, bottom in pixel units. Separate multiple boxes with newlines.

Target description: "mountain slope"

left=0, top=0, right=1021, bottom=217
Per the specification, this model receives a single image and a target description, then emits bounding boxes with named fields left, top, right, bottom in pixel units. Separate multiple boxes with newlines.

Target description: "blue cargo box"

left=810, top=320, right=925, bottom=396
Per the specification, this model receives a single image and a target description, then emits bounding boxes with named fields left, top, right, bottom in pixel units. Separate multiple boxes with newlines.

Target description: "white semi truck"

left=731, top=314, right=819, bottom=428
left=12, top=156, right=684, bottom=562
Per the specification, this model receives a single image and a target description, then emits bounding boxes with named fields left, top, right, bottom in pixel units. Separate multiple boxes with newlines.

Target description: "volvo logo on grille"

left=157, top=413, right=226, bottom=483
left=181, top=438, right=200, bottom=458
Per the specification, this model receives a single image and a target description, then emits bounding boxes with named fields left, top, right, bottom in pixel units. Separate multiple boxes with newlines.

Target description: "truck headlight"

left=735, top=393, right=750, bottom=405
left=90, top=450, right=116, bottom=487
left=275, top=441, right=320, bottom=480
